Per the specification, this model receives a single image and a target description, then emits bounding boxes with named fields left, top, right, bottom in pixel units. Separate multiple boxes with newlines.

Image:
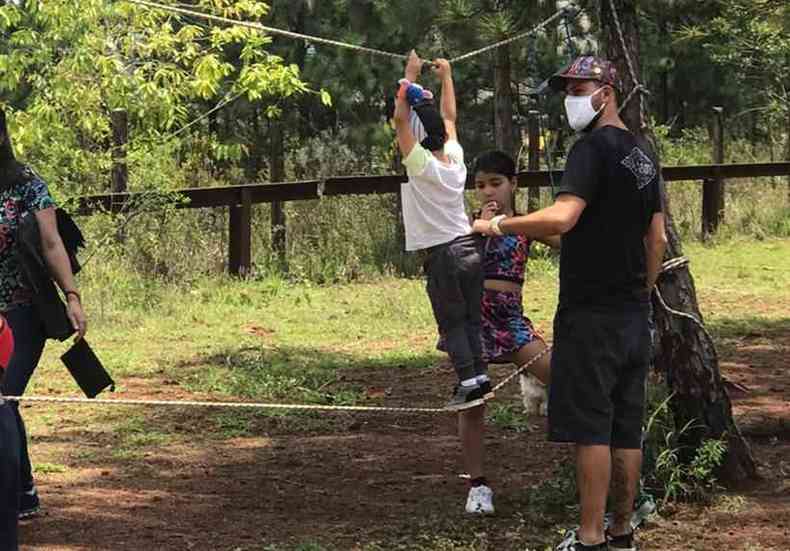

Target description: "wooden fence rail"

left=69, top=161, right=790, bottom=275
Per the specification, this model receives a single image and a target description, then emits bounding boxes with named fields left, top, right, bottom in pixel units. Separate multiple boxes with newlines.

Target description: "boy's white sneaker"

left=465, top=484, right=494, bottom=514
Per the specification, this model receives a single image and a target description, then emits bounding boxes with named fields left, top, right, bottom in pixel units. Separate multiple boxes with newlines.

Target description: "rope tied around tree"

left=606, top=0, right=649, bottom=128
left=655, top=256, right=718, bottom=356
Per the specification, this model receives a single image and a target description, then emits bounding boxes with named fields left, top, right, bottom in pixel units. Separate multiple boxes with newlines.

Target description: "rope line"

left=0, top=395, right=447, bottom=414
left=124, top=0, right=572, bottom=66
left=5, top=261, right=716, bottom=414
left=492, top=346, right=551, bottom=393
left=163, top=89, right=246, bottom=141
left=112, top=0, right=573, bottom=157
left=0, top=349, right=551, bottom=414
left=125, top=0, right=410, bottom=62
left=606, top=0, right=648, bottom=127
left=448, top=8, right=570, bottom=64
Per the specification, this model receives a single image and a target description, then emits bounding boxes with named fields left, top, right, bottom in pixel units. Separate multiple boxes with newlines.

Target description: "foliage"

left=0, top=0, right=787, bottom=281
left=0, top=0, right=312, bottom=195
left=671, top=0, right=789, bottom=136
left=643, top=387, right=729, bottom=505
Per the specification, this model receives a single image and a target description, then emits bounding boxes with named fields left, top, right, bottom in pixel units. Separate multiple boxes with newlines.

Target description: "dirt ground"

left=20, top=322, right=790, bottom=551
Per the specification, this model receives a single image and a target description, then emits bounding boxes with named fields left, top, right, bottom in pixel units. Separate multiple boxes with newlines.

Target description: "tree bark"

left=494, top=44, right=516, bottom=159
left=111, top=109, right=128, bottom=243
left=527, top=110, right=541, bottom=212
left=702, top=107, right=725, bottom=238
left=111, top=109, right=128, bottom=194
left=786, top=105, right=790, bottom=202
left=602, top=0, right=757, bottom=484
left=270, top=121, right=287, bottom=270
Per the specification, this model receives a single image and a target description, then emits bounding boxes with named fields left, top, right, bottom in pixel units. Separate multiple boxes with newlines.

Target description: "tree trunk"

left=494, top=44, right=516, bottom=159
left=602, top=0, right=757, bottom=484
left=111, top=109, right=128, bottom=194
left=659, top=16, right=670, bottom=124
left=270, top=121, right=287, bottom=270
left=111, top=109, right=128, bottom=243
left=527, top=110, right=541, bottom=212
left=702, top=107, right=725, bottom=239
left=786, top=106, right=790, bottom=202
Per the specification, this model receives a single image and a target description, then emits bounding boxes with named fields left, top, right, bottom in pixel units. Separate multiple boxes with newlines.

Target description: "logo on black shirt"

left=621, top=147, right=656, bottom=190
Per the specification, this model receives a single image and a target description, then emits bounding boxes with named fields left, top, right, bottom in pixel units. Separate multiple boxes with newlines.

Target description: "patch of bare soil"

left=21, top=324, right=790, bottom=550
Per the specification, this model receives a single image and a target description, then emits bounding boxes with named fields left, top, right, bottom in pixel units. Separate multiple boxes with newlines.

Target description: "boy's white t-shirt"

left=400, top=140, right=470, bottom=251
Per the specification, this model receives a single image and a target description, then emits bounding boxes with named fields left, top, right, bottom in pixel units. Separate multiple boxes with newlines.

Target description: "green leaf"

left=320, top=89, right=333, bottom=107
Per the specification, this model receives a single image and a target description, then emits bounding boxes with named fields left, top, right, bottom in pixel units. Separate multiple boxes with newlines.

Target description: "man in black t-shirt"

left=472, top=56, right=667, bottom=551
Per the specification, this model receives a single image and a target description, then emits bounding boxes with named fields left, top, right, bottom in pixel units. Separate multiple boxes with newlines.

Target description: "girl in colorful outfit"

left=472, top=150, right=557, bottom=385
left=440, top=150, right=557, bottom=515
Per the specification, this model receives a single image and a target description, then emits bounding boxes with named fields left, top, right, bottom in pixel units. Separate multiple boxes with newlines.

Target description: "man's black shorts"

left=548, top=304, right=650, bottom=449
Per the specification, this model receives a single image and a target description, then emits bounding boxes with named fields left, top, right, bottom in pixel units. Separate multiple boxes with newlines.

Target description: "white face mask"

left=564, top=87, right=606, bottom=132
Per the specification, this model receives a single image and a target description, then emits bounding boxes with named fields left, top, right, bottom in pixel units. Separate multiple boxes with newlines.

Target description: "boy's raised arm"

left=394, top=50, right=423, bottom=158
left=432, top=58, right=457, bottom=142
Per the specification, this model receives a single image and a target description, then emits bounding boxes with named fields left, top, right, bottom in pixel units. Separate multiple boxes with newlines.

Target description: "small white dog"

left=519, top=372, right=548, bottom=416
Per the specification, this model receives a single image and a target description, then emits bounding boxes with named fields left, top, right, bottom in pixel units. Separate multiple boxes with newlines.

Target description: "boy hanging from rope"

left=394, top=50, right=489, bottom=412
left=393, top=51, right=494, bottom=513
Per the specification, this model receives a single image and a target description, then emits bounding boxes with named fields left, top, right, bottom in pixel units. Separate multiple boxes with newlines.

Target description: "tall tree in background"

left=602, top=0, right=756, bottom=483
left=436, top=1, right=571, bottom=160
left=676, top=0, right=789, bottom=196
left=0, top=0, right=313, bottom=194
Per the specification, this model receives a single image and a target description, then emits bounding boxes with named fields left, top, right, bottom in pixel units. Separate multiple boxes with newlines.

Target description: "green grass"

left=33, top=462, right=68, bottom=475
left=46, top=236, right=783, bottom=397
left=19, top=237, right=790, bottom=550
left=25, top=238, right=789, bottom=438
left=684, top=238, right=790, bottom=301
left=486, top=403, right=538, bottom=433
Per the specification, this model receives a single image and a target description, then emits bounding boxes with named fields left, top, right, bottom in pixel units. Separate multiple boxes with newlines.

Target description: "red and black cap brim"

left=548, top=72, right=601, bottom=92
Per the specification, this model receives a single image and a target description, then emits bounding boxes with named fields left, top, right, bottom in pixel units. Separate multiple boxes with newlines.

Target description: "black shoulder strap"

left=56, top=209, right=86, bottom=251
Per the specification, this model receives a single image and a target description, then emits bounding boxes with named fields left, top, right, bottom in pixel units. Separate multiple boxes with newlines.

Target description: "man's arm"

left=432, top=58, right=457, bottom=142
left=394, top=50, right=424, bottom=158
left=472, top=194, right=587, bottom=239
left=535, top=235, right=562, bottom=249
left=644, top=212, right=667, bottom=289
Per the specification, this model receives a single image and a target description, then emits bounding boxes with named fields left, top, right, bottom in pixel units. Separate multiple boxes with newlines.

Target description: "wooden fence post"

left=527, top=110, right=541, bottom=212
left=702, top=106, right=725, bottom=238
left=229, top=188, right=252, bottom=276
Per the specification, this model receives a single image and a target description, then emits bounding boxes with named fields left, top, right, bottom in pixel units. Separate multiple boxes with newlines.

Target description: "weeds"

left=643, top=389, right=728, bottom=505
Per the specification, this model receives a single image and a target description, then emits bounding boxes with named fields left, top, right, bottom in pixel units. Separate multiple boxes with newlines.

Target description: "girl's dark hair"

left=473, top=150, right=516, bottom=178
left=0, top=108, right=25, bottom=190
